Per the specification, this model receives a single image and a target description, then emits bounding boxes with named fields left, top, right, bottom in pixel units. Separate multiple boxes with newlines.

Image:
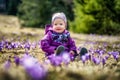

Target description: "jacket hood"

left=45, top=24, right=52, bottom=34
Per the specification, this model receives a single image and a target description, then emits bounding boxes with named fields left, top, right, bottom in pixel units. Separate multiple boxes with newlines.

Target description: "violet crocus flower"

left=102, top=58, right=106, bottom=66
left=11, top=42, right=20, bottom=49
left=103, top=42, right=108, bottom=47
left=0, top=41, right=4, bottom=51
left=5, top=44, right=12, bottom=50
left=110, top=51, right=119, bottom=61
left=85, top=53, right=91, bottom=60
left=77, top=47, right=81, bottom=51
left=31, top=42, right=37, bottom=49
left=24, top=42, right=31, bottom=50
left=14, top=56, right=20, bottom=66
left=92, top=57, right=100, bottom=65
left=44, top=59, right=51, bottom=65
left=98, top=50, right=105, bottom=56
left=62, top=52, right=71, bottom=65
left=0, top=46, right=2, bottom=51
left=81, top=55, right=86, bottom=64
left=47, top=54, right=62, bottom=66
left=11, top=42, right=16, bottom=49
left=69, top=53, right=74, bottom=61
left=17, top=42, right=22, bottom=48
left=25, top=51, right=29, bottom=55
left=113, top=54, right=119, bottom=61
left=28, top=63, right=47, bottom=80
left=89, top=48, right=95, bottom=54
left=104, top=55, right=109, bottom=60
left=111, top=51, right=119, bottom=56
left=108, top=52, right=112, bottom=56
left=20, top=54, right=47, bottom=80
left=4, top=59, right=11, bottom=69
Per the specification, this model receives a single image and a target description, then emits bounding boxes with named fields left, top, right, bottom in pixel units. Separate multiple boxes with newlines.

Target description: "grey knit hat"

left=52, top=12, right=67, bottom=23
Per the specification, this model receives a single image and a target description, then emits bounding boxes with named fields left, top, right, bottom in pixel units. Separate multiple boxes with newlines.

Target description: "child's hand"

left=70, top=51, right=75, bottom=55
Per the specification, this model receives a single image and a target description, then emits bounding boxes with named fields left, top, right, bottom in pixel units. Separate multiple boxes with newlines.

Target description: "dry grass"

left=0, top=15, right=120, bottom=80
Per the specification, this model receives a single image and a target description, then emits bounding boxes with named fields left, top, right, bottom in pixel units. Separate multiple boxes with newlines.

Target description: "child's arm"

left=68, top=37, right=77, bottom=54
left=40, top=33, right=56, bottom=54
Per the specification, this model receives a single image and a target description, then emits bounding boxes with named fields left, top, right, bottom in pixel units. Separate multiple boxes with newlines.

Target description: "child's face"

left=52, top=18, right=66, bottom=33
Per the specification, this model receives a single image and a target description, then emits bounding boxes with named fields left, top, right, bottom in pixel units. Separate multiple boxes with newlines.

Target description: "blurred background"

left=0, top=0, right=120, bottom=35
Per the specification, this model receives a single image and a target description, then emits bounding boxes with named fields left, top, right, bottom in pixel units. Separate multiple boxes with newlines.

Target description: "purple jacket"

left=40, top=24, right=77, bottom=56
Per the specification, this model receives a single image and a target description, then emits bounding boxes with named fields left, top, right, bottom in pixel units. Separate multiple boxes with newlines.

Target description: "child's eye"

left=54, top=24, right=57, bottom=25
left=60, top=23, right=63, bottom=25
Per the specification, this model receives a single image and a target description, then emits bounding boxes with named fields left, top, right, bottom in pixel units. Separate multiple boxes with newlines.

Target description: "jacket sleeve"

left=40, top=32, right=56, bottom=54
left=68, top=37, right=77, bottom=54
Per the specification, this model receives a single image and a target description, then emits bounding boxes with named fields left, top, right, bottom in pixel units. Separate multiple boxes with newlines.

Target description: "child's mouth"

left=56, top=29, right=61, bottom=30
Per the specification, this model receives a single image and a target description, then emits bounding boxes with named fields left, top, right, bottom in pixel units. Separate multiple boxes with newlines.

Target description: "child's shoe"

left=56, top=45, right=65, bottom=55
left=79, top=47, right=88, bottom=57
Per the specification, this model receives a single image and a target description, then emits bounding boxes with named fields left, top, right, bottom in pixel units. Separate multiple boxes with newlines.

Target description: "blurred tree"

left=70, top=0, right=120, bottom=35
left=0, top=0, right=6, bottom=13
left=18, top=0, right=74, bottom=27
left=6, top=0, right=21, bottom=15
left=0, top=0, right=21, bottom=14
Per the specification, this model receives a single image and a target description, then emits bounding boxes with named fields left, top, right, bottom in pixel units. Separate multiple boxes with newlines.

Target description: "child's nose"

left=57, top=25, right=60, bottom=27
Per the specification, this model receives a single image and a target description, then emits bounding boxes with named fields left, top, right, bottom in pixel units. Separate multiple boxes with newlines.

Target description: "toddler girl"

left=40, top=12, right=87, bottom=60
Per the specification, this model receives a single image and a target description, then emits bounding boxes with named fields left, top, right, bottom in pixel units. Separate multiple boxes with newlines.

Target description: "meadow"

left=0, top=15, right=120, bottom=80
